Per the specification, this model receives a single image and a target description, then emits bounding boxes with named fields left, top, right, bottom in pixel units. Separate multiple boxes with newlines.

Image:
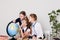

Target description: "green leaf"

left=57, top=9, right=60, bottom=12
left=50, top=15, right=56, bottom=22
left=52, top=10, right=56, bottom=14
left=56, top=13, right=59, bottom=15
left=56, top=23, right=60, bottom=28
left=48, top=13, right=51, bottom=15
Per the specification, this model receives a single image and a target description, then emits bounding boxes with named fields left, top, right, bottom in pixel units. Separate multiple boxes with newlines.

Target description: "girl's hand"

left=32, top=36, right=37, bottom=40
left=13, top=19, right=16, bottom=23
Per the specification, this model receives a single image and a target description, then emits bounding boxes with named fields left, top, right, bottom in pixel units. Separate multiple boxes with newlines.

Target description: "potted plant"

left=48, top=9, right=60, bottom=40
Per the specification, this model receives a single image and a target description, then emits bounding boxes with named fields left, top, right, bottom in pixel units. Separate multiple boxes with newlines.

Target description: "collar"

left=32, top=22, right=35, bottom=25
left=32, top=21, right=37, bottom=26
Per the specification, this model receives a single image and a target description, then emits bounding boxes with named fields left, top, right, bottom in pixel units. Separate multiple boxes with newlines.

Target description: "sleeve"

left=15, top=18, right=20, bottom=23
left=26, top=29, right=30, bottom=32
left=35, top=23, right=43, bottom=39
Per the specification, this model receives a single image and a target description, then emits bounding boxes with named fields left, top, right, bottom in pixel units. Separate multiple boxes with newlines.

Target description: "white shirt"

left=22, top=27, right=30, bottom=32
left=32, top=21, right=43, bottom=38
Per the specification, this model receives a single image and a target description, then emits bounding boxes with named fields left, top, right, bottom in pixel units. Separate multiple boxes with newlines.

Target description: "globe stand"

left=9, top=37, right=17, bottom=40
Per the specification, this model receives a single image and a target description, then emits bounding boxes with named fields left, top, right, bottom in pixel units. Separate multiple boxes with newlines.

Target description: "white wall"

left=0, top=0, right=60, bottom=35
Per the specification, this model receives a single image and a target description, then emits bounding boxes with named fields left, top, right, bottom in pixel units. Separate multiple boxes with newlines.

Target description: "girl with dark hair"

left=13, top=11, right=26, bottom=26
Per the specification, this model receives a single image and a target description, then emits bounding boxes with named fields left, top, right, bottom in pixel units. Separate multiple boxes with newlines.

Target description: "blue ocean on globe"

left=8, top=23, right=19, bottom=37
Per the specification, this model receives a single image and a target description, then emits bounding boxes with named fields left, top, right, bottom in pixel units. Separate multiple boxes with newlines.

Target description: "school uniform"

left=21, top=27, right=30, bottom=33
left=15, top=18, right=22, bottom=25
left=31, top=21, right=43, bottom=39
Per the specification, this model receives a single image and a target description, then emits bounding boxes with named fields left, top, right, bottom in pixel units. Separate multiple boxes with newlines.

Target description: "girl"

left=13, top=11, right=26, bottom=26
left=29, top=13, right=43, bottom=40
left=19, top=16, right=32, bottom=40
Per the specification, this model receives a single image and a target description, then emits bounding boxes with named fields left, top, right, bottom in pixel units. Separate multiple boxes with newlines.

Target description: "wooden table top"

left=0, top=35, right=8, bottom=40
left=0, top=35, right=44, bottom=40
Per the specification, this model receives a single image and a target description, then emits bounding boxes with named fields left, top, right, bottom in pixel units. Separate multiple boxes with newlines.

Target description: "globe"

left=6, top=21, right=19, bottom=38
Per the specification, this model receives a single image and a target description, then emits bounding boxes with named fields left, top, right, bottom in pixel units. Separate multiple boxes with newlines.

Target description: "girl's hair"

left=22, top=16, right=32, bottom=34
left=19, top=11, right=26, bottom=16
left=30, top=13, right=37, bottom=21
left=22, top=16, right=31, bottom=28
